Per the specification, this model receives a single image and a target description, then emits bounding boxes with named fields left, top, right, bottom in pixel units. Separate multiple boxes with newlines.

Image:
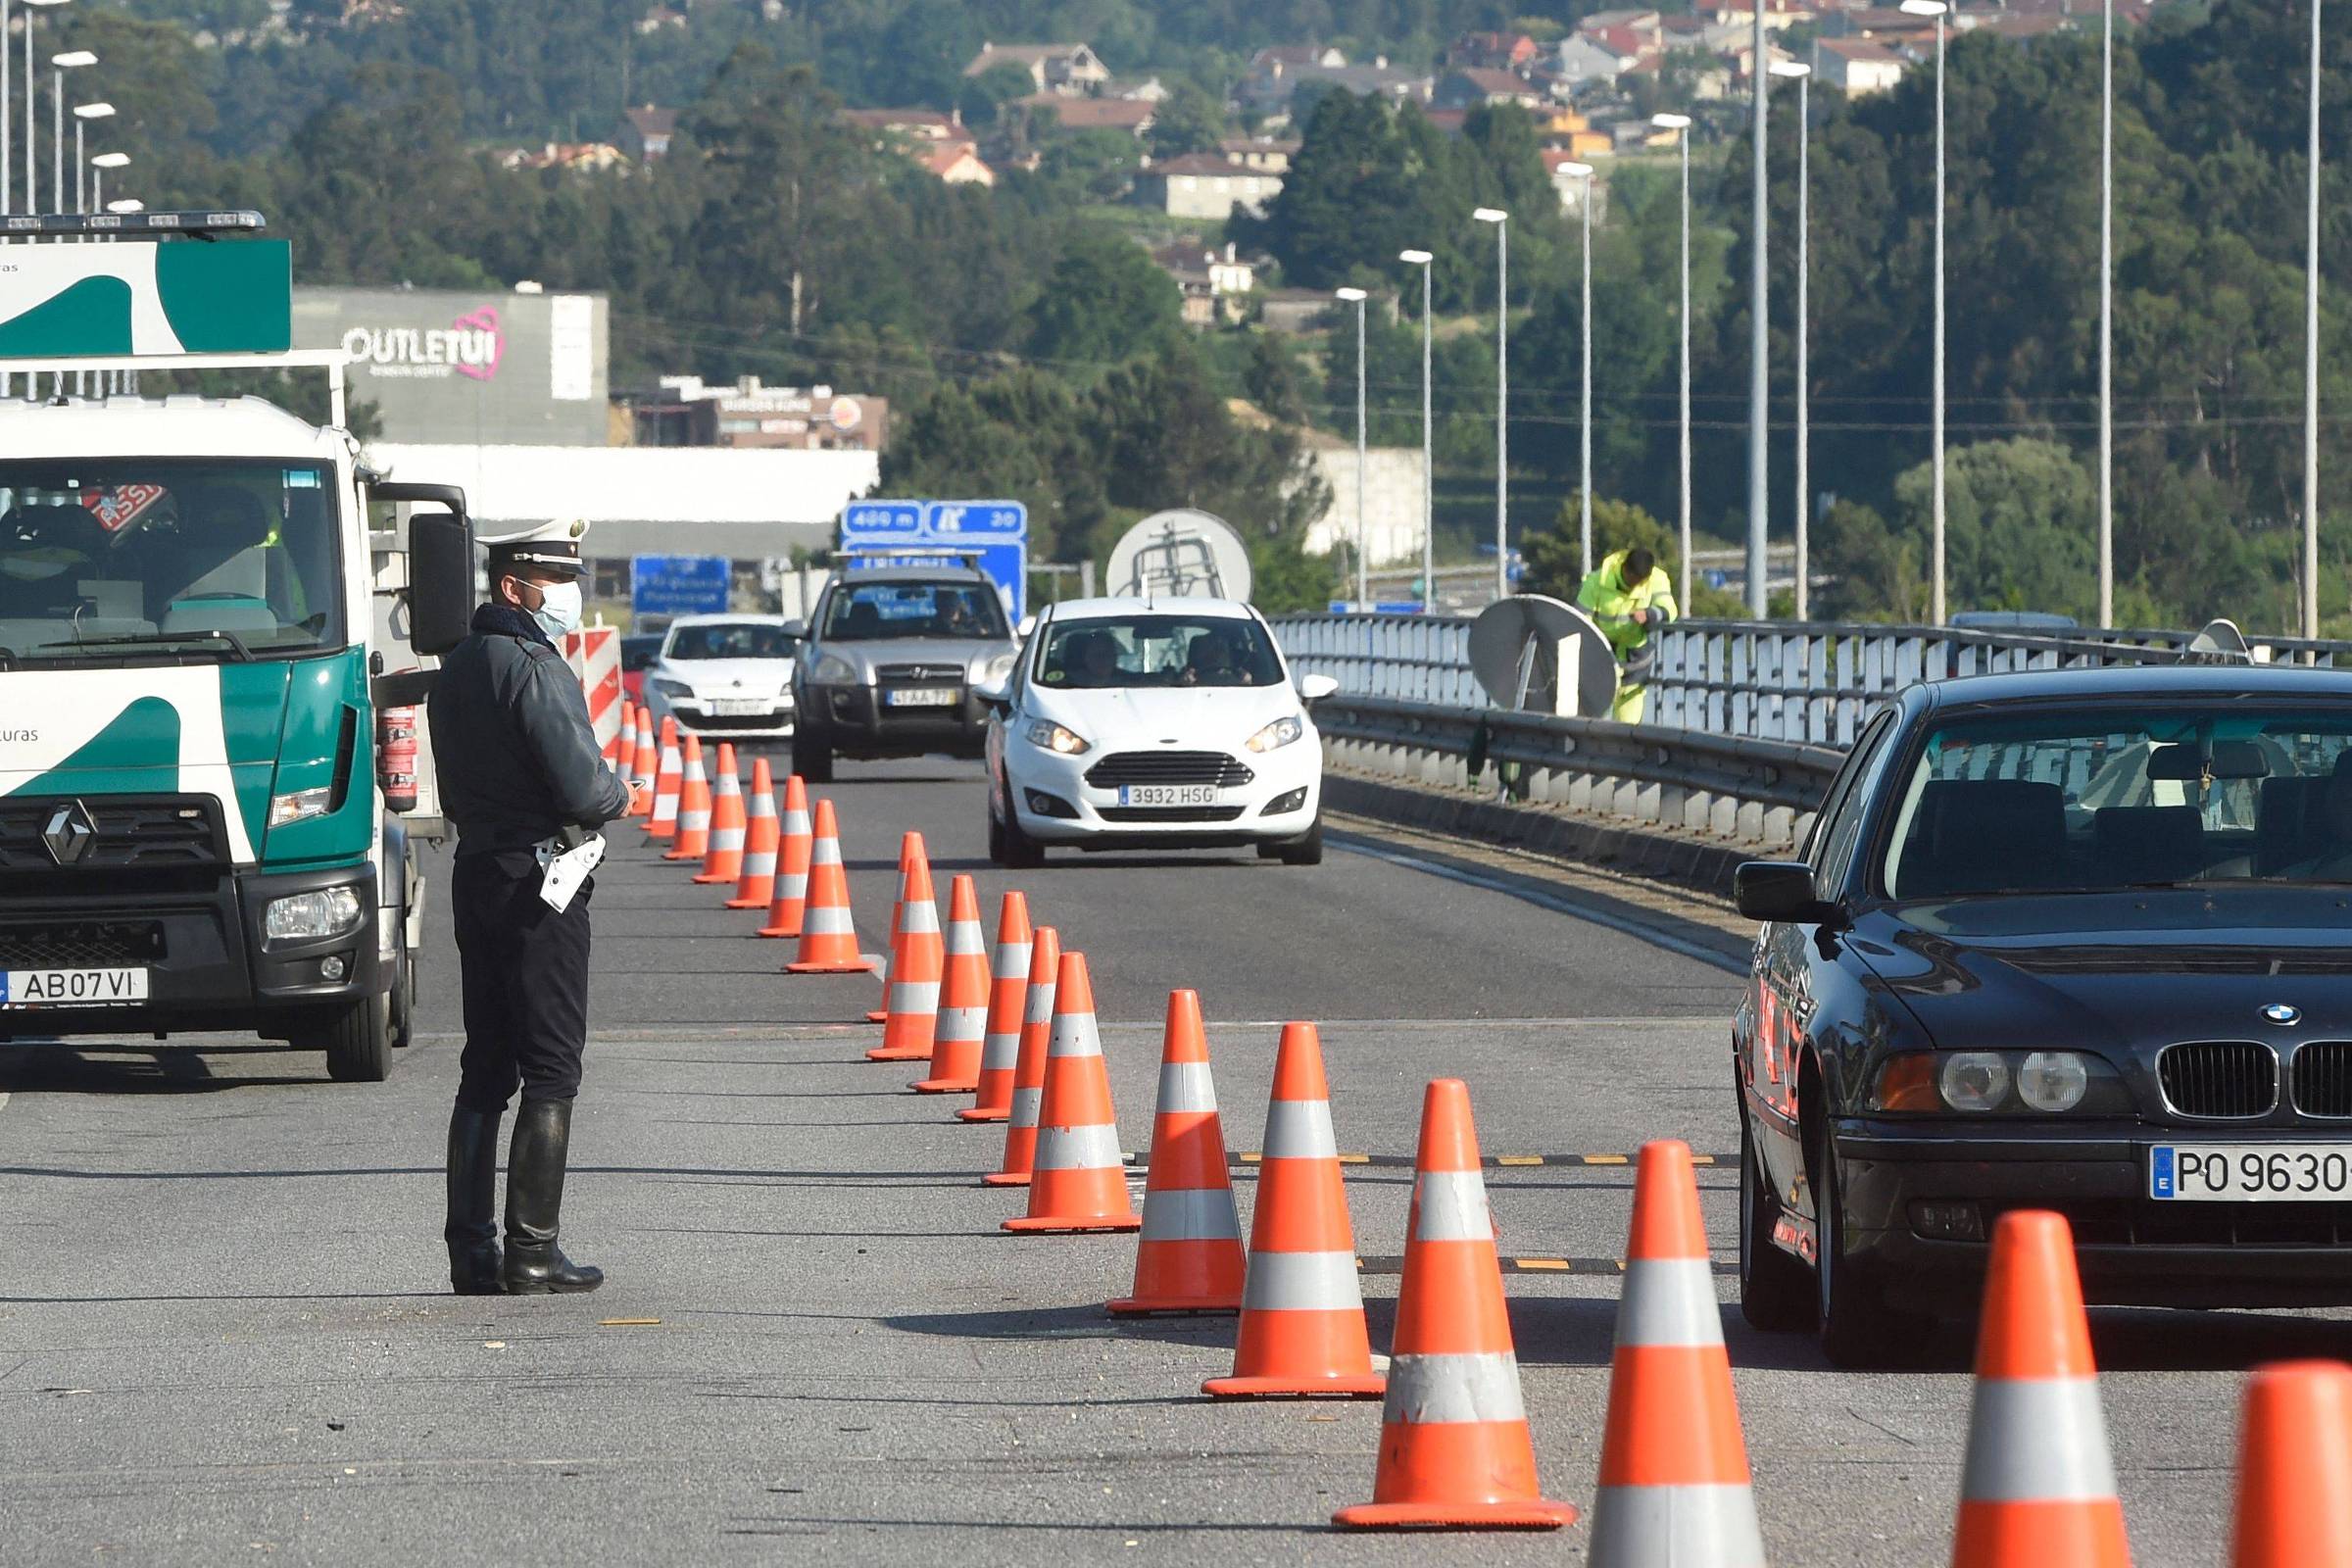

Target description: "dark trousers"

left=452, top=848, right=594, bottom=1111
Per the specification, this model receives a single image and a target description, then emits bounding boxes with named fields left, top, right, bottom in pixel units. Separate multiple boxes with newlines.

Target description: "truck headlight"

left=1024, top=720, right=1091, bottom=756
left=811, top=653, right=859, bottom=684
left=269, top=786, right=334, bottom=827
left=1246, top=715, right=1304, bottom=753
left=265, top=886, right=365, bottom=944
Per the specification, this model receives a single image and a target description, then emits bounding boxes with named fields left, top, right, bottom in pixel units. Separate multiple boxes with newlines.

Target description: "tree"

left=957, top=61, right=1037, bottom=126
left=1522, top=493, right=1682, bottom=603
left=1025, top=227, right=1183, bottom=368
left=1890, top=438, right=2096, bottom=618
left=1146, top=80, right=1227, bottom=161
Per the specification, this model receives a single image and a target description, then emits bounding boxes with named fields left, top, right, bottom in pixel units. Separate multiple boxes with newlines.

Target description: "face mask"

left=527, top=579, right=583, bottom=640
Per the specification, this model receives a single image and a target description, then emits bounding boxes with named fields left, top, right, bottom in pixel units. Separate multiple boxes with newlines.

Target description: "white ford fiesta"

left=980, top=597, right=1338, bottom=866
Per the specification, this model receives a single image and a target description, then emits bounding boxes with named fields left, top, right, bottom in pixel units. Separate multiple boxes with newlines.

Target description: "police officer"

left=430, top=517, right=634, bottom=1296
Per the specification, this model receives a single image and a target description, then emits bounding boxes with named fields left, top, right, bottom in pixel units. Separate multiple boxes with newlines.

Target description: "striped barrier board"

left=562, top=625, right=624, bottom=761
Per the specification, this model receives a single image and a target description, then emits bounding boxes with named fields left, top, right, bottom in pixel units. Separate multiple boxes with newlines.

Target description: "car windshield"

left=1880, top=706, right=2352, bottom=898
left=1034, top=614, right=1284, bottom=691
left=0, top=458, right=341, bottom=664
left=666, top=622, right=797, bottom=660
left=821, top=581, right=1006, bottom=641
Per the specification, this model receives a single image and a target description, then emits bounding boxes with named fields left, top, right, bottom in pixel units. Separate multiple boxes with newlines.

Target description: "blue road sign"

left=632, top=554, right=729, bottom=617
left=838, top=499, right=1030, bottom=619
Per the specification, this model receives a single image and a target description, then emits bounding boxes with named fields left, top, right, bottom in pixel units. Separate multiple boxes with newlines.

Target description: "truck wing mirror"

left=408, top=511, right=474, bottom=656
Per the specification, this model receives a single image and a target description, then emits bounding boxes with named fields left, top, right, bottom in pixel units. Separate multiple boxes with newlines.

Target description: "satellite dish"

left=1468, top=594, right=1621, bottom=718
left=2183, top=617, right=2256, bottom=665
left=1105, top=509, right=1253, bottom=603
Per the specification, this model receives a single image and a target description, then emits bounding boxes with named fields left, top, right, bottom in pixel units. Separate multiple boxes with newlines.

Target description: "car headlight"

left=1246, top=714, right=1304, bottom=754
left=650, top=676, right=694, bottom=700
left=269, top=786, right=334, bottom=827
left=976, top=650, right=1018, bottom=683
left=810, top=653, right=859, bottom=684
left=1937, top=1053, right=2012, bottom=1113
left=2017, top=1051, right=2090, bottom=1112
left=1024, top=720, right=1091, bottom=756
left=265, top=886, right=365, bottom=944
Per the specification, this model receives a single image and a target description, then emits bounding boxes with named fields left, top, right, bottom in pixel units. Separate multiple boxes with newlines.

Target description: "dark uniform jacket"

left=429, top=603, right=630, bottom=856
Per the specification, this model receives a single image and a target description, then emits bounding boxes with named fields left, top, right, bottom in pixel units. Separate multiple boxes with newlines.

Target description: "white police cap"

left=480, top=516, right=590, bottom=577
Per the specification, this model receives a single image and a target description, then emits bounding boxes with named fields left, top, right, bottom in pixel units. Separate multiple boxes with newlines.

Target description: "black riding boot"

left=500, top=1098, right=604, bottom=1295
left=444, top=1105, right=504, bottom=1296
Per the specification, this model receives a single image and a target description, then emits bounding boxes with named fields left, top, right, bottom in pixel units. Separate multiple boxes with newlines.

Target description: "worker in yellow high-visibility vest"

left=1575, top=547, right=1679, bottom=723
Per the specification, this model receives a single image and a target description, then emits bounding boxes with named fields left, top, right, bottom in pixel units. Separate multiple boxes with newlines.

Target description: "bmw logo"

left=2263, top=1004, right=2303, bottom=1026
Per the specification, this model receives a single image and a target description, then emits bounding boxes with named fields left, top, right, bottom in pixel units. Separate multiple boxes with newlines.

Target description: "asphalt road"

left=1, top=754, right=2344, bottom=1565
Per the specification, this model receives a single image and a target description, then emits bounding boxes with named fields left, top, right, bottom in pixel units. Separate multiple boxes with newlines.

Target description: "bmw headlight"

left=811, top=653, right=859, bottom=684
left=976, top=650, right=1018, bottom=684
left=1937, top=1053, right=2012, bottom=1113
left=2017, top=1051, right=2091, bottom=1112
left=1246, top=715, right=1304, bottom=754
left=650, top=676, right=694, bottom=700
left=1872, top=1049, right=2122, bottom=1115
left=265, top=886, right=365, bottom=945
left=1024, top=720, right=1091, bottom=756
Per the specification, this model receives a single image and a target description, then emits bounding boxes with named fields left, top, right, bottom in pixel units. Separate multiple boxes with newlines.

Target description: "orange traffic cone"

left=1586, top=1139, right=1764, bottom=1564
left=1109, top=989, right=1245, bottom=1315
left=614, top=704, right=637, bottom=781
left=1335, top=1078, right=1575, bottom=1530
left=757, top=774, right=812, bottom=938
left=866, top=839, right=913, bottom=1025
left=784, top=799, right=875, bottom=974
left=868, top=836, right=941, bottom=1061
left=2232, top=1361, right=2352, bottom=1568
left=628, top=706, right=659, bottom=814
left=1204, top=1022, right=1384, bottom=1399
left=693, top=743, right=747, bottom=884
left=664, top=736, right=711, bottom=861
left=1004, top=950, right=1140, bottom=1234
left=913, top=875, right=990, bottom=1093
left=1950, top=1209, right=2129, bottom=1568
left=645, top=718, right=682, bottom=839
left=725, top=758, right=780, bottom=909
left=960, top=892, right=1033, bottom=1124
left=983, top=926, right=1057, bottom=1187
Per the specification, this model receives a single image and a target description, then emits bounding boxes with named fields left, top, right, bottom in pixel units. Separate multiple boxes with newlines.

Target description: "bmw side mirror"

left=1734, top=860, right=1845, bottom=927
left=1298, top=673, right=1341, bottom=703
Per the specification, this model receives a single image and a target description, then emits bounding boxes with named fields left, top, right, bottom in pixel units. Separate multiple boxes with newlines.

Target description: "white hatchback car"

left=980, top=597, right=1338, bottom=865
left=643, top=614, right=801, bottom=741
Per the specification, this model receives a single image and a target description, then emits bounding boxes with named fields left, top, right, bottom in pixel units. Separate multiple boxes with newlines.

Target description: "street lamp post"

left=1747, top=0, right=1770, bottom=617
left=1398, top=248, right=1435, bottom=612
left=2306, top=0, right=2324, bottom=641
left=88, top=143, right=120, bottom=214
left=2098, top=0, right=2114, bottom=628
left=1771, top=62, right=1813, bottom=620
left=48, top=47, right=89, bottom=216
left=71, top=98, right=107, bottom=215
left=1473, top=207, right=1511, bottom=603
left=1555, top=162, right=1596, bottom=580
left=1334, top=286, right=1370, bottom=612
left=1902, top=0, right=1948, bottom=623
left=1653, top=114, right=1694, bottom=609
left=22, top=0, right=66, bottom=217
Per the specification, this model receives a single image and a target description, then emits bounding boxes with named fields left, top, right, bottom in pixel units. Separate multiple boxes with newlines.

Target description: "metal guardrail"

left=1315, top=694, right=1842, bottom=851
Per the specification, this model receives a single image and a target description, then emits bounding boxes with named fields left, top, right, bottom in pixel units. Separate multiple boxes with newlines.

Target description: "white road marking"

left=0, top=1092, right=10, bottom=1114
left=1331, top=836, right=1747, bottom=976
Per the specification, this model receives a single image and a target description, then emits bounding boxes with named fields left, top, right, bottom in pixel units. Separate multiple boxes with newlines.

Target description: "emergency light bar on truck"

left=1, top=209, right=267, bottom=238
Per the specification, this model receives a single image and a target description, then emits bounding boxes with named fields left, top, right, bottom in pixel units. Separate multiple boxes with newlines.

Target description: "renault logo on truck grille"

left=41, top=800, right=96, bottom=866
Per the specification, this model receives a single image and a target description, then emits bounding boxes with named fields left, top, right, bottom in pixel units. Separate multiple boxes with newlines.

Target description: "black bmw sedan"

left=1735, top=663, right=2352, bottom=1366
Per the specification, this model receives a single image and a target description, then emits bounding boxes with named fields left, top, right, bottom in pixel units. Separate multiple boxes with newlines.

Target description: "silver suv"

left=791, top=564, right=1021, bottom=782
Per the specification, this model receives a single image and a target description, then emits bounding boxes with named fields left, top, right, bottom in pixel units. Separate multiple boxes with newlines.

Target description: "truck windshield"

left=0, top=458, right=341, bottom=664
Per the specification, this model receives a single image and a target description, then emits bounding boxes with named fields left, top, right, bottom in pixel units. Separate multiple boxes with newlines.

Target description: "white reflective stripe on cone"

left=1007, top=1088, right=1043, bottom=1129
left=1241, top=1250, right=1363, bottom=1311
left=680, top=810, right=711, bottom=830
left=1959, top=1380, right=2119, bottom=1502
left=1413, top=1169, right=1494, bottom=1243
left=992, top=942, right=1032, bottom=980
left=1383, top=1351, right=1527, bottom=1425
left=1024, top=987, right=1057, bottom=1025
left=978, top=1032, right=1020, bottom=1070
left=1155, top=1060, right=1218, bottom=1114
left=776, top=871, right=808, bottom=896
left=782, top=811, right=810, bottom=833
left=742, top=852, right=776, bottom=874
left=902, top=902, right=940, bottom=934
left=1587, top=1486, right=1767, bottom=1568
left=936, top=1005, right=987, bottom=1038
left=1260, top=1099, right=1339, bottom=1160
left=1614, top=1258, right=1726, bottom=1348
left=1033, top=1121, right=1122, bottom=1171
left=804, top=906, right=855, bottom=935
left=946, top=923, right=985, bottom=956
left=652, top=799, right=679, bottom=823
left=711, top=828, right=745, bottom=849
left=1139, top=1186, right=1244, bottom=1242
left=1048, top=1012, right=1103, bottom=1058
left=888, top=981, right=940, bottom=1014
left=810, top=838, right=842, bottom=866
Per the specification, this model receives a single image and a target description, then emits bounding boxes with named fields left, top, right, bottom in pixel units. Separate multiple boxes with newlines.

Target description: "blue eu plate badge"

left=2149, top=1146, right=2177, bottom=1200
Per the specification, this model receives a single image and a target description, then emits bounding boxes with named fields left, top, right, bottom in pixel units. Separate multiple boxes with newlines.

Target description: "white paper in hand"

left=537, top=832, right=606, bottom=912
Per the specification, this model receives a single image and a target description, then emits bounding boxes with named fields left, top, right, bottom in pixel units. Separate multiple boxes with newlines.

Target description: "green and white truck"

left=0, top=213, right=474, bottom=1080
